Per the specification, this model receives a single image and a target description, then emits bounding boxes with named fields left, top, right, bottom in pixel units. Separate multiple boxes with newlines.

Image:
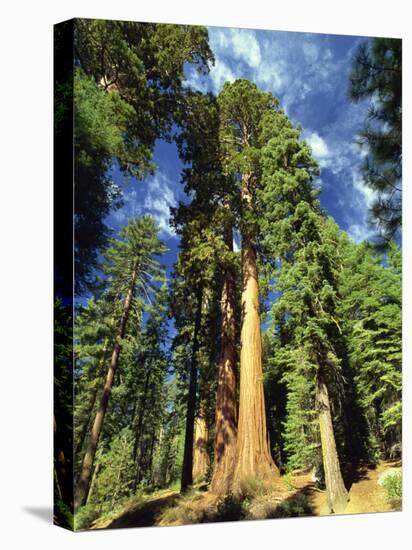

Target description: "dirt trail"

left=291, top=460, right=400, bottom=516
left=92, top=461, right=400, bottom=529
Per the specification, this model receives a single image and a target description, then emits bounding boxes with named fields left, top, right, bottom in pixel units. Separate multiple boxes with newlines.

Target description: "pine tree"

left=74, top=20, right=214, bottom=291
left=170, top=205, right=221, bottom=491
left=74, top=216, right=166, bottom=509
left=175, top=90, right=239, bottom=494
left=339, top=240, right=402, bottom=458
left=259, top=108, right=349, bottom=512
left=349, top=38, right=402, bottom=243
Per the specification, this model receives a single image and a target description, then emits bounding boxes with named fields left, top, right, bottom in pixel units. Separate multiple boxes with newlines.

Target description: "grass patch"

left=239, top=477, right=266, bottom=499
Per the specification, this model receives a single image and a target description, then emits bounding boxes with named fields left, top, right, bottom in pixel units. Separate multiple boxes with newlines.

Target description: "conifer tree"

left=218, top=80, right=280, bottom=485
left=349, top=38, right=402, bottom=242
left=259, top=110, right=349, bottom=512
left=170, top=203, right=222, bottom=491
left=175, top=90, right=239, bottom=494
left=74, top=20, right=214, bottom=291
left=339, top=240, right=402, bottom=458
left=74, top=216, right=166, bottom=509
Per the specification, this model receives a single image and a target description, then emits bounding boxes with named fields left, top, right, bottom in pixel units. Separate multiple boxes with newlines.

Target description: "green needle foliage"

left=349, top=38, right=402, bottom=243
left=63, top=25, right=402, bottom=523
left=339, top=240, right=402, bottom=459
left=73, top=19, right=214, bottom=292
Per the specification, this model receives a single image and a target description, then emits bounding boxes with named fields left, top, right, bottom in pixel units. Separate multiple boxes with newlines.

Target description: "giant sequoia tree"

left=218, top=80, right=280, bottom=484
left=74, top=216, right=166, bottom=509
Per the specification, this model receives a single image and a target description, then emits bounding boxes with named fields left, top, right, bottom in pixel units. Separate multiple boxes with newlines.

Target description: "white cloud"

left=210, top=28, right=261, bottom=69
left=352, top=174, right=376, bottom=208
left=233, top=230, right=241, bottom=252
left=255, top=61, right=283, bottom=92
left=143, top=172, right=177, bottom=237
left=347, top=222, right=374, bottom=243
left=229, top=29, right=261, bottom=68
left=208, top=57, right=236, bottom=93
left=303, top=42, right=319, bottom=64
left=305, top=132, right=331, bottom=167
left=183, top=67, right=208, bottom=93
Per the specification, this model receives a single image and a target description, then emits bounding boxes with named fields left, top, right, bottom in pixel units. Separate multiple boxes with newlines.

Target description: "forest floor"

left=91, top=460, right=401, bottom=530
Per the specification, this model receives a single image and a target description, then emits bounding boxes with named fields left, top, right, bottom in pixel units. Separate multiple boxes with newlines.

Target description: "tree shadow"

left=266, top=486, right=317, bottom=519
left=100, top=493, right=179, bottom=529
left=342, top=462, right=374, bottom=490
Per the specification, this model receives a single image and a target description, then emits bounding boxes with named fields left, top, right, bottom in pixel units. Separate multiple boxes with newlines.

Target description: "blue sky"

left=105, top=26, right=377, bottom=272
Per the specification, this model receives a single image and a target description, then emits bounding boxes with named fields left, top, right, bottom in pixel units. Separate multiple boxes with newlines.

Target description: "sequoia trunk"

left=233, top=174, right=279, bottom=485
left=210, top=216, right=238, bottom=494
left=74, top=268, right=137, bottom=509
left=316, top=370, right=349, bottom=514
left=192, top=410, right=210, bottom=482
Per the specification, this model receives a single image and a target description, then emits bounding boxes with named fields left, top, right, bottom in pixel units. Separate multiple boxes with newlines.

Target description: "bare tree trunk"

left=86, top=462, right=101, bottom=505
left=233, top=173, right=279, bottom=486
left=193, top=408, right=210, bottom=483
left=210, top=213, right=238, bottom=494
left=74, top=268, right=137, bottom=509
left=75, top=341, right=109, bottom=458
left=132, top=370, right=151, bottom=491
left=181, top=286, right=203, bottom=492
left=316, top=370, right=349, bottom=514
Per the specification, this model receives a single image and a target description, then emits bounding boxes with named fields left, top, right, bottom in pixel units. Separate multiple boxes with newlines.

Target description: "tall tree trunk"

left=75, top=340, right=109, bottom=458
left=233, top=173, right=279, bottom=485
left=132, top=369, right=151, bottom=491
left=210, top=212, right=238, bottom=494
left=181, top=286, right=203, bottom=492
left=193, top=407, right=210, bottom=483
left=74, top=268, right=137, bottom=509
left=316, top=369, right=349, bottom=514
left=86, top=462, right=101, bottom=505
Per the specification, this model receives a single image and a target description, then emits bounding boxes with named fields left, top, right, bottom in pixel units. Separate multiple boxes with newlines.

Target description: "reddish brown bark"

left=193, top=410, right=210, bottom=483
left=232, top=173, right=279, bottom=486
left=74, top=268, right=137, bottom=510
left=210, top=217, right=238, bottom=494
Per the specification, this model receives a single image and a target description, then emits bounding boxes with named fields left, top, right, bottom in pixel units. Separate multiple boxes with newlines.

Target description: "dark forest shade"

left=54, top=19, right=75, bottom=530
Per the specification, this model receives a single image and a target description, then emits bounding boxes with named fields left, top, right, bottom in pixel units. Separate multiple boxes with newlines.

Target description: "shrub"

left=74, top=503, right=101, bottom=530
left=239, top=477, right=265, bottom=499
left=215, top=494, right=245, bottom=522
left=267, top=493, right=313, bottom=519
left=382, top=471, right=402, bottom=508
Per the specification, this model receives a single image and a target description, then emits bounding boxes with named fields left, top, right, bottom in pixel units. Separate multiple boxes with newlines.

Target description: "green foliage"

left=91, top=428, right=135, bottom=507
left=339, top=240, right=402, bottom=458
left=74, top=503, right=101, bottom=531
left=54, top=299, right=74, bottom=528
left=382, top=471, right=402, bottom=507
left=349, top=38, right=402, bottom=242
left=258, top=106, right=344, bottom=473
left=73, top=20, right=213, bottom=292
